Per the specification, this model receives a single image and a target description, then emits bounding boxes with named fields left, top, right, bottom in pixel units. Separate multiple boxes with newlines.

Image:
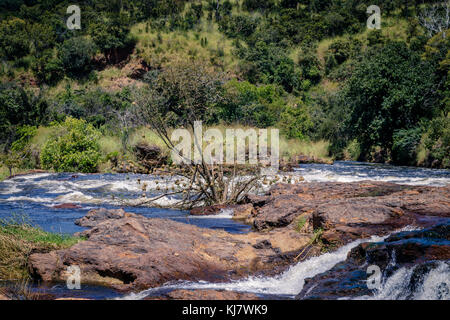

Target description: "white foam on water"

left=294, top=165, right=450, bottom=187
left=9, top=173, right=52, bottom=181
left=121, top=234, right=388, bottom=300
left=188, top=208, right=235, bottom=219
left=355, top=261, right=450, bottom=300
left=5, top=195, right=54, bottom=203
left=298, top=171, right=449, bottom=187
left=0, top=182, right=22, bottom=195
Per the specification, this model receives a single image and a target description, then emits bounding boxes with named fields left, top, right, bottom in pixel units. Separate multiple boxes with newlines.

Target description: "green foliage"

left=344, top=139, right=361, bottom=161
left=9, top=125, right=38, bottom=169
left=0, top=215, right=84, bottom=280
left=325, top=38, right=362, bottom=74
left=344, top=42, right=438, bottom=157
left=0, top=82, right=46, bottom=146
left=58, top=37, right=97, bottom=77
left=40, top=117, right=101, bottom=173
left=0, top=18, right=29, bottom=60
left=279, top=103, right=313, bottom=140
left=31, top=50, right=64, bottom=85
left=218, top=15, right=259, bottom=39
left=0, top=216, right=83, bottom=247
left=298, top=50, right=323, bottom=85
left=295, top=216, right=307, bottom=233
left=419, top=116, right=450, bottom=168
left=89, top=13, right=136, bottom=63
left=237, top=41, right=300, bottom=92
left=392, top=127, right=422, bottom=166
left=1, top=0, right=449, bottom=169
left=136, top=60, right=225, bottom=128
left=220, top=79, right=285, bottom=127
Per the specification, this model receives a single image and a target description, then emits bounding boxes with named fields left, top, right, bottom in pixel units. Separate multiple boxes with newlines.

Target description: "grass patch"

left=99, top=135, right=123, bottom=156
left=280, top=139, right=331, bottom=160
left=130, top=17, right=239, bottom=71
left=128, top=127, right=169, bottom=151
left=295, top=216, right=307, bottom=233
left=0, top=216, right=84, bottom=281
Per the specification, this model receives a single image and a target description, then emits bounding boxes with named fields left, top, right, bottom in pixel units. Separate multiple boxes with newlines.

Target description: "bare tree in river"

left=133, top=60, right=264, bottom=209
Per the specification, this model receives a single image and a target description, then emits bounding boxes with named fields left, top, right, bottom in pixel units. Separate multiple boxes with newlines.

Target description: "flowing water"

left=0, top=161, right=448, bottom=300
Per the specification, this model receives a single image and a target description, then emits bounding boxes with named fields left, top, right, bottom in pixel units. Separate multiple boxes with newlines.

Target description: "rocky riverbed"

left=27, top=180, right=449, bottom=299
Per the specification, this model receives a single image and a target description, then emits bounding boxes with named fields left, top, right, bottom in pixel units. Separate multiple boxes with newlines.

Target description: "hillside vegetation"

left=0, top=0, right=449, bottom=177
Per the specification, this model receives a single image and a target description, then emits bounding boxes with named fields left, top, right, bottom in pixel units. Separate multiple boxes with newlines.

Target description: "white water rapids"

left=354, top=261, right=450, bottom=300
left=121, top=234, right=389, bottom=300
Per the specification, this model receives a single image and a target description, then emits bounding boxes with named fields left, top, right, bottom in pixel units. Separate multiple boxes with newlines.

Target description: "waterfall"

left=121, top=234, right=387, bottom=300
left=355, top=261, right=450, bottom=300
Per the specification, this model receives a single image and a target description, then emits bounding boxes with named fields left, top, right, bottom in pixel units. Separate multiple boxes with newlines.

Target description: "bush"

left=279, top=103, right=312, bottom=140
left=10, top=125, right=38, bottom=169
left=40, top=117, right=101, bottom=173
left=0, top=18, right=29, bottom=60
left=58, top=37, right=96, bottom=77
left=220, top=79, right=285, bottom=127
left=344, top=139, right=361, bottom=161
left=298, top=51, right=322, bottom=85
left=419, top=117, right=450, bottom=168
left=392, top=127, right=422, bottom=166
left=32, top=50, right=64, bottom=85
left=0, top=82, right=46, bottom=146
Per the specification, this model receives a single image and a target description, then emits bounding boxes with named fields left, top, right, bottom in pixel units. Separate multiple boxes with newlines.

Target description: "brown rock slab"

left=29, top=209, right=302, bottom=292
left=149, top=289, right=259, bottom=300
left=52, top=203, right=82, bottom=209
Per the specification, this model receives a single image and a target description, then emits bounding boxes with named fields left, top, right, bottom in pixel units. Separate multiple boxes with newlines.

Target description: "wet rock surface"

left=29, top=209, right=311, bottom=292
left=146, top=289, right=259, bottom=300
left=296, top=224, right=450, bottom=300
left=235, top=181, right=449, bottom=245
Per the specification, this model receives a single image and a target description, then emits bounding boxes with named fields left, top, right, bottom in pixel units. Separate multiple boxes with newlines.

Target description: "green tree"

left=344, top=42, right=437, bottom=157
left=279, top=103, right=313, bottom=140
left=0, top=18, right=29, bottom=60
left=89, top=14, right=136, bottom=64
left=58, top=37, right=96, bottom=77
left=0, top=83, right=46, bottom=146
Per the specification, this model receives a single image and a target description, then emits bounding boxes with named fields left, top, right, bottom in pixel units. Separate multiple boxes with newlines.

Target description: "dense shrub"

left=219, top=79, right=285, bottom=127
left=419, top=117, right=450, bottom=168
left=0, top=83, right=46, bottom=146
left=58, top=37, right=96, bottom=77
left=237, top=42, right=300, bottom=92
left=89, top=14, right=136, bottom=64
left=0, top=18, right=29, bottom=60
left=218, top=15, right=259, bottom=39
left=9, top=125, right=38, bottom=169
left=32, top=50, right=64, bottom=85
left=392, top=127, right=422, bottom=166
left=279, top=103, right=313, bottom=140
left=298, top=51, right=323, bottom=85
left=40, top=118, right=101, bottom=173
left=344, top=42, right=437, bottom=156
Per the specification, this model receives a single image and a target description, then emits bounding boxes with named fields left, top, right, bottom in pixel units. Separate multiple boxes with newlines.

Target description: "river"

left=0, top=161, right=449, bottom=300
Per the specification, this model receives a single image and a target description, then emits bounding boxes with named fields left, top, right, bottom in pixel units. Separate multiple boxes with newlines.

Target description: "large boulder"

left=147, top=289, right=259, bottom=300
left=239, top=182, right=449, bottom=246
left=29, top=209, right=311, bottom=292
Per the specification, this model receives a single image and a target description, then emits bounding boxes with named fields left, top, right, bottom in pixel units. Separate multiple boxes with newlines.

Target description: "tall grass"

left=0, top=216, right=84, bottom=281
left=99, top=135, right=123, bottom=156
left=279, top=138, right=331, bottom=160
left=128, top=127, right=169, bottom=151
left=130, top=16, right=238, bottom=71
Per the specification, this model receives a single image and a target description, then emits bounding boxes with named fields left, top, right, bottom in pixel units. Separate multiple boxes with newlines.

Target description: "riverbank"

left=0, top=218, right=84, bottom=284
